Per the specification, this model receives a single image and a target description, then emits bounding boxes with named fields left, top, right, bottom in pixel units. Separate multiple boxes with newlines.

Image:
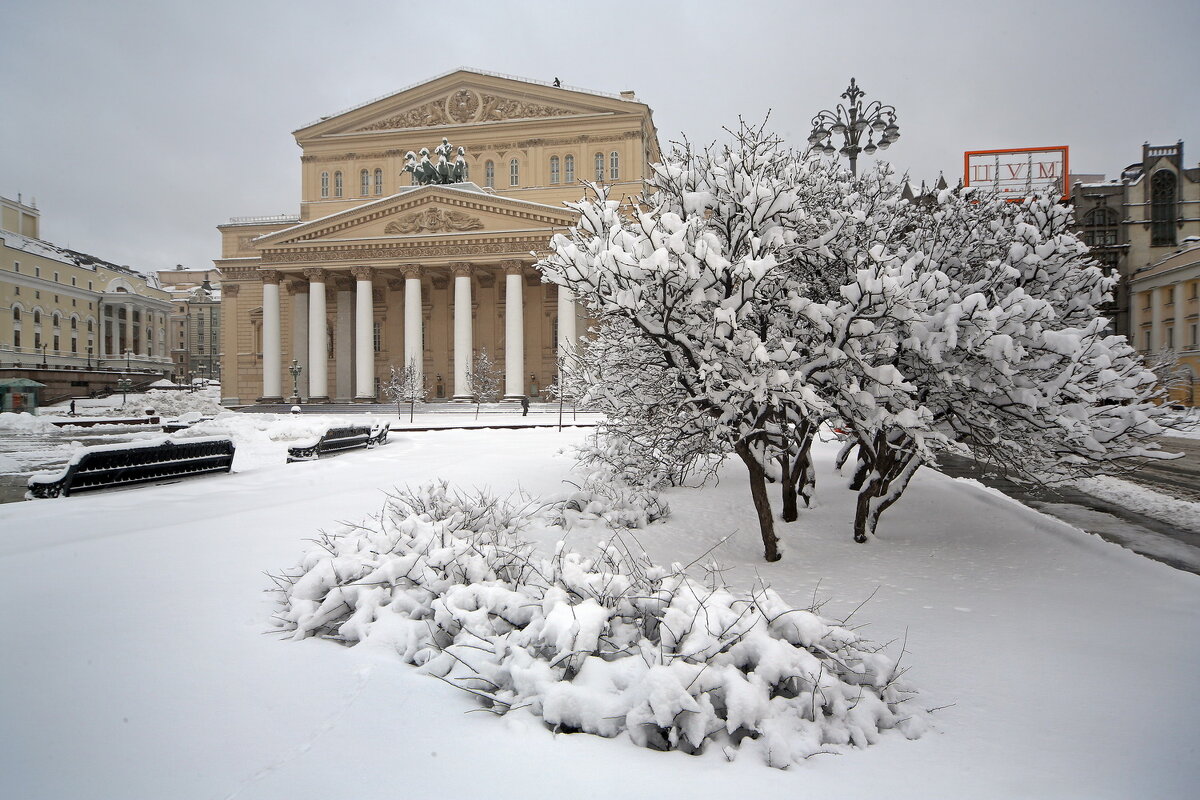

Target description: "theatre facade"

left=216, top=70, right=660, bottom=404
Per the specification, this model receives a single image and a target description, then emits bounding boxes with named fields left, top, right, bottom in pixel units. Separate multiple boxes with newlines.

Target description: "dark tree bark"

left=736, top=439, right=781, bottom=562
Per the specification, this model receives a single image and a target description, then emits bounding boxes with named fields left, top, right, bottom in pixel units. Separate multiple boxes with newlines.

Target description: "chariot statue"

left=403, top=138, right=468, bottom=185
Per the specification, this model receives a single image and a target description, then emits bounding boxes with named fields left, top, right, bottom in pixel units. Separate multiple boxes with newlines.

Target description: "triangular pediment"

left=254, top=185, right=577, bottom=249
left=295, top=69, right=647, bottom=139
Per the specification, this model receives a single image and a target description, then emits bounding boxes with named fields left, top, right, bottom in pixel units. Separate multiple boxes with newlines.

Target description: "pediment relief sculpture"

left=384, top=207, right=485, bottom=235
left=355, top=89, right=574, bottom=131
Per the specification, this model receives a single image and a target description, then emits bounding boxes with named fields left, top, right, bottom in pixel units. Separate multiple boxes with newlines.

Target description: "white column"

left=99, top=307, right=107, bottom=360
left=260, top=271, right=283, bottom=401
left=353, top=266, right=375, bottom=401
left=402, top=265, right=423, bottom=384
left=290, top=282, right=309, bottom=401
left=557, top=284, right=577, bottom=362
left=1129, top=289, right=1142, bottom=352
left=452, top=264, right=473, bottom=400
left=503, top=262, right=525, bottom=399
left=335, top=283, right=354, bottom=402
left=1173, top=282, right=1186, bottom=352
left=123, top=302, right=133, bottom=357
left=305, top=269, right=328, bottom=402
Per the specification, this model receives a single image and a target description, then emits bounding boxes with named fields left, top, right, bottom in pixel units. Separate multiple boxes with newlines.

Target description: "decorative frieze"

left=261, top=238, right=552, bottom=264
left=383, top=207, right=484, bottom=234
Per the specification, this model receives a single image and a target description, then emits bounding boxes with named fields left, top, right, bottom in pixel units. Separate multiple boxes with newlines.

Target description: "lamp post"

left=288, top=359, right=303, bottom=405
left=124, top=349, right=132, bottom=373
left=807, top=77, right=900, bottom=177
left=117, top=377, right=132, bottom=405
left=41, top=344, right=47, bottom=367
left=87, top=345, right=92, bottom=370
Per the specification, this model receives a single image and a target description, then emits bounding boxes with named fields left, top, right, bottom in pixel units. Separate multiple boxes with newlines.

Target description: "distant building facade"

left=158, top=266, right=222, bottom=384
left=215, top=69, right=660, bottom=405
left=1, top=194, right=174, bottom=390
left=1072, top=141, right=1200, bottom=405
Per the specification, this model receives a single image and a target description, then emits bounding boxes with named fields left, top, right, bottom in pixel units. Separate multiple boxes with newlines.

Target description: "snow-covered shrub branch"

left=272, top=482, right=926, bottom=768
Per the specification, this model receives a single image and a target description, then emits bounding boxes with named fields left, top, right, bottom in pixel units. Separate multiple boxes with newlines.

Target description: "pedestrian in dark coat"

left=520, top=395, right=529, bottom=416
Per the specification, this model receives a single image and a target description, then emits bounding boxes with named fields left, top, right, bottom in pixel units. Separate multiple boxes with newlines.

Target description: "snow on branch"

left=271, top=482, right=926, bottom=768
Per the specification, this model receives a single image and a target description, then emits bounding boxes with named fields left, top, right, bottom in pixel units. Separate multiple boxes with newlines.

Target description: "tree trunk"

left=852, top=437, right=921, bottom=543
left=778, top=449, right=798, bottom=522
left=736, top=440, right=781, bottom=562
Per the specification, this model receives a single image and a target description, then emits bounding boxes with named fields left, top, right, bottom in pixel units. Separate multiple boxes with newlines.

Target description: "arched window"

left=12, top=306, right=20, bottom=321
left=360, top=169, right=370, bottom=196
left=564, top=154, right=575, bottom=184
left=550, top=156, right=560, bottom=184
left=33, top=309, right=41, bottom=324
left=509, top=158, right=519, bottom=187
left=485, top=160, right=495, bottom=188
left=594, top=153, right=605, bottom=182
left=1151, top=170, right=1177, bottom=246
left=53, top=312, right=61, bottom=328
left=320, top=172, right=330, bottom=198
left=334, top=171, right=344, bottom=198
left=610, top=151, right=620, bottom=181
left=374, top=168, right=383, bottom=195
left=87, top=318, right=94, bottom=332
left=70, top=316, right=78, bottom=330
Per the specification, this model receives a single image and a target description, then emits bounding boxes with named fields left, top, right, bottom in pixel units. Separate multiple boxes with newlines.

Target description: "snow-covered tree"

left=463, top=348, right=502, bottom=419
left=384, top=359, right=427, bottom=422
left=539, top=122, right=832, bottom=561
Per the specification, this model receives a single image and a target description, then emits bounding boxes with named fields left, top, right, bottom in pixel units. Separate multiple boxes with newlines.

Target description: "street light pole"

left=808, top=77, right=900, bottom=177
left=288, top=359, right=303, bottom=405
left=41, top=344, right=47, bottom=367
left=87, top=345, right=92, bottom=370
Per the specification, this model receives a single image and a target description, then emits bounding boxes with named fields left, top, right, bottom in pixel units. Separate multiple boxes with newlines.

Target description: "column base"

left=450, top=395, right=474, bottom=403
left=353, top=395, right=377, bottom=403
left=502, top=395, right=528, bottom=403
left=307, top=396, right=331, bottom=404
left=257, top=395, right=285, bottom=404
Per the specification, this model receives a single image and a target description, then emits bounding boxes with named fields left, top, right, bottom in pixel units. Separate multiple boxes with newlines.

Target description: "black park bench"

left=287, top=422, right=390, bottom=462
left=27, top=436, right=236, bottom=498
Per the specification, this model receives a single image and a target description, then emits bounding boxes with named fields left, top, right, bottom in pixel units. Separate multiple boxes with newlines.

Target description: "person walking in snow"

left=520, top=395, right=529, bottom=416
left=70, top=400, right=76, bottom=416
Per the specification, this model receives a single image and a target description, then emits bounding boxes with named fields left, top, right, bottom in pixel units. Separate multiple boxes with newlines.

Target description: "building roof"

left=0, top=228, right=151, bottom=279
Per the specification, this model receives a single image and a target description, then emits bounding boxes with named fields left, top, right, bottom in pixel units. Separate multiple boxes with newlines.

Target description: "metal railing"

left=227, top=213, right=300, bottom=225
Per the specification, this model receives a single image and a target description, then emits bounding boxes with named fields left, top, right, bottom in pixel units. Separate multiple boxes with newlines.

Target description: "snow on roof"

left=0, top=229, right=149, bottom=278
left=294, top=67, right=636, bottom=133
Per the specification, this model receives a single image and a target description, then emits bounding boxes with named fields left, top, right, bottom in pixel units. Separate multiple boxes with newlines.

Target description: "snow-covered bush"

left=272, top=482, right=925, bottom=768
left=556, top=470, right=670, bottom=530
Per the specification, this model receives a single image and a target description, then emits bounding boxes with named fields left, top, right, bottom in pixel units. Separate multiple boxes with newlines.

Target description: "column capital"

left=399, top=263, right=424, bottom=279
left=351, top=265, right=376, bottom=282
left=223, top=282, right=241, bottom=297
left=450, top=262, right=472, bottom=278
left=302, top=268, right=327, bottom=283
left=501, top=259, right=525, bottom=275
left=286, top=279, right=309, bottom=295
left=260, top=270, right=283, bottom=285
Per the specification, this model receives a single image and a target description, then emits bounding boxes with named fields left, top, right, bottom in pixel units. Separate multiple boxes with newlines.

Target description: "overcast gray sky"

left=2, top=0, right=1197, bottom=274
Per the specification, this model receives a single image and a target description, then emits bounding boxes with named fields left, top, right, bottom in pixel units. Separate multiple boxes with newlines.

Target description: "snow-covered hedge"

left=273, top=482, right=925, bottom=768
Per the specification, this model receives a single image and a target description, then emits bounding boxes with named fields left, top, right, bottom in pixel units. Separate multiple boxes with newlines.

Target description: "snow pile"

left=0, top=412, right=60, bottom=433
left=273, top=482, right=924, bottom=768
left=128, top=389, right=224, bottom=418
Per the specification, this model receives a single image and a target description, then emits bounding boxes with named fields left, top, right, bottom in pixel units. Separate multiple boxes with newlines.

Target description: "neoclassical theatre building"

left=216, top=70, right=660, bottom=404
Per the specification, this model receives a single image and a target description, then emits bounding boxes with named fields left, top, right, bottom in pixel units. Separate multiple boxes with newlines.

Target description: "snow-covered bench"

left=26, top=436, right=236, bottom=498
left=286, top=422, right=390, bottom=462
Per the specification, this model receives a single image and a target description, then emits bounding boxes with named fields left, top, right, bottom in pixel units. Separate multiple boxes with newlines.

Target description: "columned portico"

left=305, top=268, right=329, bottom=403
left=353, top=266, right=376, bottom=401
left=259, top=270, right=284, bottom=402
left=451, top=263, right=473, bottom=401
left=503, top=260, right=525, bottom=400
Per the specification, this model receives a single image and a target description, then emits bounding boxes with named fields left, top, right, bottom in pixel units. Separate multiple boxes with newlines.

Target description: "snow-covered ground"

left=1, top=426, right=1198, bottom=799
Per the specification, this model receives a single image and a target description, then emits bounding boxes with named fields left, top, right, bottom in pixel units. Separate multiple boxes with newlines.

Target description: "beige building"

left=1073, top=141, right=1200, bottom=405
left=158, top=266, right=222, bottom=384
left=1, top=194, right=174, bottom=398
left=217, top=69, right=660, bottom=405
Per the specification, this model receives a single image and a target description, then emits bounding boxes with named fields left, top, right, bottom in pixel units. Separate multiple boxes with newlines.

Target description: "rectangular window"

left=53, top=271, right=59, bottom=282
left=71, top=277, right=76, bottom=286
left=13, top=286, right=17, bottom=295
left=1191, top=323, right=1198, bottom=348
left=13, top=262, right=18, bottom=272
left=13, top=330, right=20, bottom=348
left=1166, top=327, right=1174, bottom=349
left=1143, top=330, right=1151, bottom=351
left=35, top=266, right=40, bottom=277
left=373, top=320, right=382, bottom=353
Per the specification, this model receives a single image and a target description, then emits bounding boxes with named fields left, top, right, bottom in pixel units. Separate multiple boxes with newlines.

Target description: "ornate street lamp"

left=808, top=77, right=900, bottom=177
left=40, top=344, right=48, bottom=367
left=86, top=345, right=93, bottom=370
left=288, top=359, right=303, bottom=405
left=124, top=349, right=132, bottom=373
